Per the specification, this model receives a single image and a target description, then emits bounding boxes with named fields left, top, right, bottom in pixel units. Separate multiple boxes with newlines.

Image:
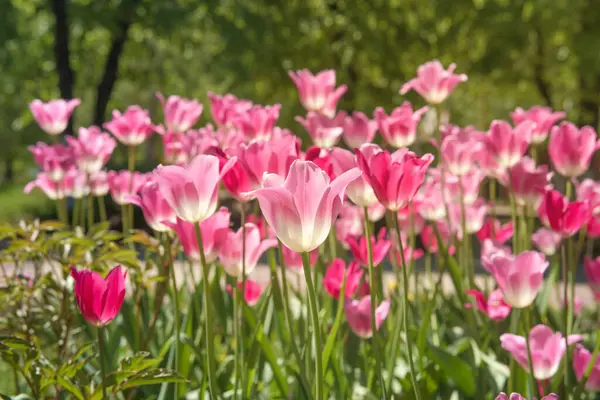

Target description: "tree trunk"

left=4, top=157, right=13, bottom=184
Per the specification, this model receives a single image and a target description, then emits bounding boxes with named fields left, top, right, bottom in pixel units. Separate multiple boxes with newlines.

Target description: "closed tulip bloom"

left=400, top=60, right=468, bottom=104
left=67, top=126, right=117, bottom=173
left=344, top=296, right=391, bottom=339
left=89, top=171, right=109, bottom=196
left=507, top=157, right=553, bottom=208
left=323, top=259, right=363, bottom=299
left=549, top=122, right=599, bottom=177
left=281, top=245, right=319, bottom=273
left=153, top=154, right=236, bottom=222
left=500, top=324, right=582, bottom=380
left=483, top=120, right=534, bottom=169
left=127, top=181, right=176, bottom=232
left=207, top=92, right=253, bottom=128
left=374, top=103, right=428, bottom=148
left=584, top=256, right=600, bottom=298
left=29, top=142, right=75, bottom=181
left=538, top=189, right=590, bottom=237
left=29, top=98, right=81, bottom=135
left=218, top=223, right=277, bottom=277
left=441, top=134, right=483, bottom=176
left=573, top=344, right=600, bottom=391
left=226, top=280, right=265, bottom=307
left=476, top=218, right=513, bottom=245
left=511, top=106, right=565, bottom=144
left=356, top=147, right=434, bottom=212
left=250, top=160, right=361, bottom=253
left=495, top=393, right=558, bottom=400
left=576, top=178, right=600, bottom=215
left=103, top=106, right=156, bottom=146
left=63, top=168, right=90, bottom=199
left=330, top=145, right=380, bottom=207
left=343, top=111, right=378, bottom=148
left=235, top=104, right=281, bottom=141
left=107, top=171, right=149, bottom=205
left=156, top=92, right=203, bottom=133
left=296, top=111, right=345, bottom=148
left=288, top=69, right=347, bottom=118
left=24, top=173, right=64, bottom=200
left=71, top=265, right=127, bottom=326
left=531, top=228, right=562, bottom=256
left=487, top=251, right=549, bottom=308
left=346, top=228, right=391, bottom=266
left=465, top=289, right=511, bottom=321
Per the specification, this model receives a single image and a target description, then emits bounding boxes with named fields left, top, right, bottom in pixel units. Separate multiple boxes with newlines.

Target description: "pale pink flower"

left=207, top=92, right=252, bottom=128
left=335, top=204, right=364, bottom=248
left=281, top=245, right=318, bottom=273
left=397, top=203, right=426, bottom=234
left=127, top=181, right=176, bottom=232
left=66, top=126, right=117, bottom=173
left=506, top=157, right=553, bottom=208
left=483, top=120, right=535, bottom=169
left=330, top=145, right=380, bottom=207
left=296, top=111, right=345, bottom=148
left=448, top=199, right=488, bottom=235
left=29, top=98, right=81, bottom=135
left=531, top=228, right=562, bottom=256
left=400, top=60, right=467, bottom=104
left=480, top=239, right=512, bottom=272
left=288, top=69, right=347, bottom=118
left=549, top=122, right=599, bottom=177
left=511, top=106, right=565, bottom=144
left=445, top=170, right=485, bottom=205
left=103, top=106, right=156, bottom=146
left=345, top=296, right=390, bottom=338
left=63, top=168, right=90, bottom=199
left=584, top=256, right=600, bottom=299
left=416, top=175, right=447, bottom=221
left=440, top=133, right=483, bottom=176
left=374, top=102, right=428, bottom=148
left=107, top=171, right=149, bottom=205
left=156, top=92, right=203, bottom=132
left=218, top=223, right=277, bottom=277
left=24, top=173, right=64, bottom=200
left=28, top=142, right=75, bottom=181
left=576, top=178, right=600, bottom=215
left=573, top=344, right=600, bottom=391
left=235, top=104, right=281, bottom=141
left=89, top=171, right=109, bottom=196
left=343, top=111, right=378, bottom=148
left=495, top=392, right=558, bottom=400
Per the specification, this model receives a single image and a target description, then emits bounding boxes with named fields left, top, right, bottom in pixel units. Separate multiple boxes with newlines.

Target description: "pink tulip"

left=107, top=171, right=149, bottom=205
left=127, top=181, right=176, bottom=232
left=374, top=103, right=428, bottom=148
left=207, top=92, right=253, bottom=128
left=506, top=157, right=553, bottom=208
left=249, top=160, right=361, bottom=252
left=420, top=224, right=456, bottom=255
left=400, top=60, right=467, bottom=104
left=573, top=344, right=600, bottom=391
left=511, top=106, right=565, bottom=144
left=480, top=239, right=512, bottom=272
left=28, top=142, right=75, bottom=181
left=440, top=134, right=483, bottom=176
left=448, top=199, right=489, bottom=236
left=487, top=251, right=549, bottom=308
left=397, top=203, right=426, bottom=234
left=330, top=145, right=380, bottom=207
left=288, top=69, right=347, bottom=118
left=531, top=228, right=562, bottom=256
left=561, top=295, right=583, bottom=316
left=218, top=223, right=277, bottom=277
left=584, top=256, right=600, bottom=298
left=156, top=92, right=203, bottom=132
left=476, top=218, right=513, bottom=244
left=305, top=146, right=336, bottom=180
left=344, top=296, right=391, bottom=338
left=235, top=104, right=281, bottom=141
left=66, top=126, right=117, bottom=173
left=24, top=173, right=64, bottom=200
left=538, top=189, right=589, bottom=237
left=356, top=147, right=434, bottom=211
left=549, top=122, right=599, bottom=177
left=281, top=245, right=318, bottom=273
left=103, top=106, right=155, bottom=146
left=415, top=175, right=447, bottom=221
left=247, top=214, right=276, bottom=239
left=445, top=170, right=485, bottom=205
left=323, top=259, right=363, bottom=299
left=343, top=111, right=378, bottom=148
left=335, top=204, right=364, bottom=248
left=495, top=393, right=557, bottom=400
left=465, top=289, right=511, bottom=321
left=153, top=154, right=236, bottom=222
left=71, top=265, right=126, bottom=326
left=346, top=228, right=391, bottom=266
left=226, top=280, right=265, bottom=307
left=483, top=120, right=534, bottom=169
left=477, top=146, right=507, bottom=180
left=389, top=229, right=425, bottom=264
left=587, top=215, right=600, bottom=239
left=29, top=98, right=81, bottom=135
left=63, top=168, right=90, bottom=199
left=89, top=171, right=109, bottom=196
left=296, top=111, right=345, bottom=148
left=367, top=201, right=387, bottom=222
left=500, top=324, right=582, bottom=380
left=576, top=178, right=600, bottom=215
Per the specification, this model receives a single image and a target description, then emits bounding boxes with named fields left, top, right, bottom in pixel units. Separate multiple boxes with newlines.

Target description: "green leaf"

left=56, top=376, right=84, bottom=400
left=0, top=336, right=29, bottom=351
left=428, top=345, right=476, bottom=396
left=119, top=369, right=187, bottom=390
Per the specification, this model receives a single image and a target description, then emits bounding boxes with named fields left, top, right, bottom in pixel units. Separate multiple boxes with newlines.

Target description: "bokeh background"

left=1, top=0, right=598, bottom=221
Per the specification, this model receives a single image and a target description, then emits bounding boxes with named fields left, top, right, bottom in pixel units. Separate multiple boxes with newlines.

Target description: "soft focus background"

left=1, top=0, right=599, bottom=221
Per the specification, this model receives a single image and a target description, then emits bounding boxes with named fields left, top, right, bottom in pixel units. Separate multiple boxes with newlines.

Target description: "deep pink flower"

left=420, top=224, right=456, bottom=255
left=153, top=154, right=236, bottom=222
left=487, top=251, right=549, bottom=308
left=207, top=92, right=252, bottom=128
left=549, top=122, right=599, bottom=177
left=576, top=178, right=600, bottom=215
left=235, top=104, right=281, bottom=141
left=440, top=133, right=483, bottom=176
left=29, top=98, right=81, bottom=135
left=323, top=258, right=363, bottom=299
left=296, top=111, right=345, bottom=148
left=584, top=256, right=600, bottom=299
left=218, top=223, right=277, bottom=277
left=500, top=324, right=582, bottom=380
left=71, top=265, right=127, bottom=326
left=465, top=289, right=511, bottom=321
left=127, top=181, right=176, bottom=232
left=24, top=173, right=64, bottom=200
left=89, top=171, right=109, bottom=196
left=389, top=230, right=424, bottom=265
left=343, top=111, right=378, bottom=148
left=304, top=146, right=336, bottom=180
left=531, top=228, right=562, bottom=256
left=538, top=189, right=590, bottom=237
left=330, top=145, right=380, bottom=207
left=573, top=344, right=600, bottom=391
left=495, top=393, right=558, bottom=400
left=281, top=245, right=318, bottom=273
left=587, top=215, right=600, bottom=239
left=400, top=60, right=467, bottom=104
left=103, top=106, right=156, bottom=146
left=356, top=147, right=434, bottom=211
left=249, top=160, right=361, bottom=252
left=66, top=126, right=117, bottom=173
left=506, top=157, right=553, bottom=208
left=335, top=204, right=364, bottom=248
left=511, top=106, right=565, bottom=144
left=107, top=171, right=149, bottom=205
left=476, top=218, right=513, bottom=244
left=226, top=280, right=265, bottom=307
left=483, top=120, right=535, bottom=169
left=29, top=142, right=75, bottom=181
left=346, top=228, right=391, bottom=266
left=156, top=92, right=203, bottom=132
left=288, top=69, right=347, bottom=118
left=344, top=296, right=391, bottom=338
left=374, top=102, right=428, bottom=148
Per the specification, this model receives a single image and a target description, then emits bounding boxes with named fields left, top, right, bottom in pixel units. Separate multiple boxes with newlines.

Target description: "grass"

left=0, top=181, right=54, bottom=223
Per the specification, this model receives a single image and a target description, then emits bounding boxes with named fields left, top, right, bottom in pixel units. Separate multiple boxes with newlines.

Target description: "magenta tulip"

left=483, top=120, right=535, bottom=169
left=156, top=92, right=203, bottom=133
left=346, top=228, right=391, bottom=266
left=24, top=173, right=64, bottom=200
left=584, top=256, right=600, bottom=299
left=235, top=104, right=281, bottom=141
left=465, top=289, right=511, bottom=321
left=476, top=218, right=513, bottom=245
left=323, top=258, right=363, bottom=299
left=29, top=98, right=81, bottom=135
left=538, top=189, right=589, bottom=237
left=103, top=106, right=156, bottom=146
left=440, top=133, right=483, bottom=176
left=400, top=60, right=467, bottom=104
left=344, top=296, right=391, bottom=339
left=330, top=144, right=380, bottom=207
left=506, top=157, right=553, bottom=208
left=343, top=111, right=378, bottom=148
left=549, top=122, right=599, bottom=178
left=495, top=393, right=557, bottom=400
left=226, top=280, right=265, bottom=307
left=281, top=245, right=318, bottom=273
left=573, top=344, right=600, bottom=391
left=511, top=106, right=565, bottom=144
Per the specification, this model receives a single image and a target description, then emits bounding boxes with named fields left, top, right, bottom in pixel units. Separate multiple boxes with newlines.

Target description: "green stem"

left=561, top=242, right=571, bottom=396
left=166, top=233, right=180, bottom=399
left=458, top=175, right=474, bottom=288
left=523, top=308, right=539, bottom=399
left=98, top=196, right=108, bottom=223
left=97, top=326, right=107, bottom=399
left=238, top=205, right=247, bottom=398
left=194, top=222, right=219, bottom=398
left=301, top=251, right=324, bottom=400
left=87, top=193, right=95, bottom=230
left=72, top=198, right=80, bottom=227
left=392, top=211, right=421, bottom=400
left=128, top=145, right=136, bottom=230
left=507, top=170, right=519, bottom=253
left=121, top=205, right=129, bottom=235
left=574, top=330, right=600, bottom=398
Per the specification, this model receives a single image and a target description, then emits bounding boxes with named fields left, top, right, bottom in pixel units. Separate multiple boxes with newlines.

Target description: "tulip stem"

left=166, top=233, right=180, bottom=399
left=98, top=196, right=108, bottom=223
left=97, top=326, right=107, bottom=399
left=301, top=251, right=323, bottom=400
left=561, top=242, right=571, bottom=397
left=194, top=222, right=219, bottom=398
left=237, top=204, right=247, bottom=398
left=393, top=211, right=421, bottom=400
left=574, top=330, right=600, bottom=398
left=363, top=207, right=387, bottom=397
left=127, top=145, right=136, bottom=230
left=523, top=307, right=539, bottom=399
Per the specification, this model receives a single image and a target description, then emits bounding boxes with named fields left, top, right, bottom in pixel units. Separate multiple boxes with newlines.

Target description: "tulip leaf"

left=428, top=345, right=476, bottom=396
left=56, top=376, right=84, bottom=400
left=0, top=336, right=30, bottom=351
left=119, top=368, right=187, bottom=390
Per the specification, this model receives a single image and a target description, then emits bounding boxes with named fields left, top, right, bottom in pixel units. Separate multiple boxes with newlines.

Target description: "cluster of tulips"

left=21, top=59, right=600, bottom=399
